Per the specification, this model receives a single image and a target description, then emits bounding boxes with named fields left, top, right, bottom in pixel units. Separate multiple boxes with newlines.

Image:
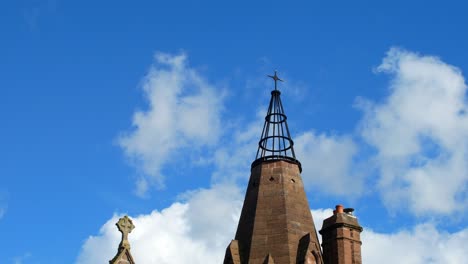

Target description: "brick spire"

left=224, top=72, right=323, bottom=264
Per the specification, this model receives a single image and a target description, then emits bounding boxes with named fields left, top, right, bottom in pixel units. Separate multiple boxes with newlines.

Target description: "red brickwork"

left=224, top=160, right=323, bottom=264
left=319, top=206, right=363, bottom=264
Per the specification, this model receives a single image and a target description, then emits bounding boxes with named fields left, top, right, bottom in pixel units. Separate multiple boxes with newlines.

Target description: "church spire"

left=253, top=71, right=301, bottom=171
left=224, top=71, right=323, bottom=264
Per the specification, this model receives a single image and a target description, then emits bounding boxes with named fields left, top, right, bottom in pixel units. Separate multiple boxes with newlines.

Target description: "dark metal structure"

left=252, top=71, right=302, bottom=171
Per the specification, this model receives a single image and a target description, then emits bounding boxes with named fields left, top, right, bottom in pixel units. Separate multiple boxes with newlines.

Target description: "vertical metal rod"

left=275, top=96, right=282, bottom=156
left=272, top=94, right=276, bottom=156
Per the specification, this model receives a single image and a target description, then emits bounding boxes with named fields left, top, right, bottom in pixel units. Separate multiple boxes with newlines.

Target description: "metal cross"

left=116, top=215, right=135, bottom=249
left=267, top=70, right=284, bottom=90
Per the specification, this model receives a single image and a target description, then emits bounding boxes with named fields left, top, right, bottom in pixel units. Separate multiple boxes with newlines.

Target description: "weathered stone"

left=296, top=233, right=322, bottom=264
left=319, top=206, right=363, bottom=264
left=224, top=240, right=242, bottom=264
left=110, top=216, right=136, bottom=264
left=223, top=160, right=323, bottom=264
left=264, top=253, right=275, bottom=264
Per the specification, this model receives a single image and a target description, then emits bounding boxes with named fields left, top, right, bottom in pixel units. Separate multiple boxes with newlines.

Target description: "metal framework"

left=252, top=71, right=301, bottom=171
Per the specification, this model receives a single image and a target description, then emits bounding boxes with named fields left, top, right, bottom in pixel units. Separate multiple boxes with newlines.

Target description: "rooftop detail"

left=252, top=71, right=301, bottom=171
left=109, top=215, right=136, bottom=264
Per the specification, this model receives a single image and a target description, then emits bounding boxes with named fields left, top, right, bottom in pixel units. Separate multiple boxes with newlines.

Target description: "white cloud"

left=311, top=208, right=334, bottom=245
left=101, top=48, right=468, bottom=264
left=118, top=52, right=225, bottom=196
left=210, top=111, right=263, bottom=183
left=78, top=198, right=468, bottom=264
left=363, top=224, right=468, bottom=264
left=209, top=113, right=364, bottom=197
left=309, top=207, right=468, bottom=264
left=76, top=184, right=243, bottom=264
left=77, top=186, right=334, bottom=264
left=295, top=132, right=363, bottom=196
left=311, top=208, right=334, bottom=228
left=359, top=48, right=468, bottom=215
left=311, top=209, right=468, bottom=264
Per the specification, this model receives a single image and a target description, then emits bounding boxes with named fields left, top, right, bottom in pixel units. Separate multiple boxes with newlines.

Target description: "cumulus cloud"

left=99, top=48, right=468, bottom=264
left=76, top=184, right=243, bottom=264
left=310, top=208, right=334, bottom=245
left=359, top=48, right=468, bottom=215
left=363, top=224, right=468, bottom=264
left=118, top=48, right=468, bottom=211
left=210, top=111, right=264, bottom=183
left=118, top=52, right=225, bottom=196
left=211, top=111, right=364, bottom=198
left=311, top=208, right=334, bottom=228
left=78, top=197, right=468, bottom=264
left=76, top=185, right=334, bottom=264
left=295, top=132, right=362, bottom=196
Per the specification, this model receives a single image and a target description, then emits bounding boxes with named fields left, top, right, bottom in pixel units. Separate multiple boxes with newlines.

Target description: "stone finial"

left=117, top=215, right=135, bottom=249
left=110, top=215, right=136, bottom=264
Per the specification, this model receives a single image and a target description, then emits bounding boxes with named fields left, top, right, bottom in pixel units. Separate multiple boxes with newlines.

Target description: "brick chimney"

left=319, top=205, right=363, bottom=264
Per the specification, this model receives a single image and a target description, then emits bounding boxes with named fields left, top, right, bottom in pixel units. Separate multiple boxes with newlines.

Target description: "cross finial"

left=267, top=70, right=284, bottom=91
left=116, top=215, right=135, bottom=250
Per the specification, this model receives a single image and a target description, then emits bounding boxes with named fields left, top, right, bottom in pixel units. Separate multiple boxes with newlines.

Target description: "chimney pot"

left=335, top=205, right=344, bottom=214
left=344, top=208, right=354, bottom=215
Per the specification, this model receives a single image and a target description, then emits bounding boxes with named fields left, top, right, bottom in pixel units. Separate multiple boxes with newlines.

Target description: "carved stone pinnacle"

left=117, top=215, right=135, bottom=250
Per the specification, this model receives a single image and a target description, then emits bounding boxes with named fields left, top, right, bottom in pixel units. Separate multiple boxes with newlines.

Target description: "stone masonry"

left=224, top=160, right=323, bottom=264
left=319, top=205, right=363, bottom=264
left=109, top=216, right=136, bottom=264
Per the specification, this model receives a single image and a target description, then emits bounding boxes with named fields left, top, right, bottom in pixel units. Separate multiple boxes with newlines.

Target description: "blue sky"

left=1, top=1, right=468, bottom=263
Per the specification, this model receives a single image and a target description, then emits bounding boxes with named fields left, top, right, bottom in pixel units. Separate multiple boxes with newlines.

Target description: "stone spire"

left=224, top=72, right=323, bottom=264
left=110, top=215, right=136, bottom=264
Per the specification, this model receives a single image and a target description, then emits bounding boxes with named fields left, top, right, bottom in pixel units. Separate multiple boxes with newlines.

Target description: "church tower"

left=223, top=72, right=323, bottom=264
